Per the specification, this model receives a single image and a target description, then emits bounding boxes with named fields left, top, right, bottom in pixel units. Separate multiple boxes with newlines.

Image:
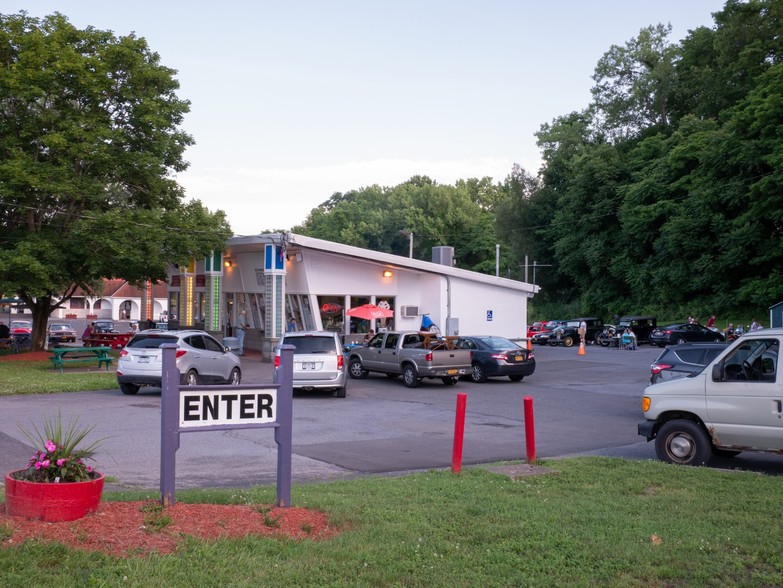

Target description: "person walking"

left=235, top=310, right=249, bottom=356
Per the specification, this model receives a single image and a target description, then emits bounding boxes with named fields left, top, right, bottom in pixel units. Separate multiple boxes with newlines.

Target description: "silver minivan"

left=276, top=331, right=346, bottom=398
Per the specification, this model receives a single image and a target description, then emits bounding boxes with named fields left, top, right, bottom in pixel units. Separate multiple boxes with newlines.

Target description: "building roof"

left=227, top=232, right=539, bottom=295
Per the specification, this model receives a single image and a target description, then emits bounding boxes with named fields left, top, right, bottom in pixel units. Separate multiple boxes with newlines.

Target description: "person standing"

left=235, top=310, right=249, bottom=356
left=578, top=319, right=587, bottom=344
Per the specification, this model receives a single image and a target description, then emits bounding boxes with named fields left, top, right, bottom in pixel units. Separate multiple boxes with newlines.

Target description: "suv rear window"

left=127, top=334, right=179, bottom=349
left=284, top=336, right=338, bottom=354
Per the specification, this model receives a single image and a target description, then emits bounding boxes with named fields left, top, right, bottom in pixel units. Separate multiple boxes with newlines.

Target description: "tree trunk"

left=29, top=297, right=55, bottom=352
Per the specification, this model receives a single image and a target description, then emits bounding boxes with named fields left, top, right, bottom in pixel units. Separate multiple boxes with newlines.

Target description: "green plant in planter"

left=13, top=410, right=104, bottom=483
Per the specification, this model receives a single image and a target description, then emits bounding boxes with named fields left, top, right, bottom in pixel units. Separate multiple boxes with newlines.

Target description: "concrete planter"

left=4, top=470, right=104, bottom=522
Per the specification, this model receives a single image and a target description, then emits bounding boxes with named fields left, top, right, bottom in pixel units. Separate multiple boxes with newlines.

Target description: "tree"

left=0, top=13, right=231, bottom=349
left=591, top=23, right=679, bottom=137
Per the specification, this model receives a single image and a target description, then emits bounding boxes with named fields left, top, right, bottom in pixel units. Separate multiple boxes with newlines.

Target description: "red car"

left=526, top=321, right=545, bottom=339
left=10, top=320, right=32, bottom=336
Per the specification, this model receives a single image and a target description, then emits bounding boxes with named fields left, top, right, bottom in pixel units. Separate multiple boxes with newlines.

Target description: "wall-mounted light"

left=224, top=260, right=233, bottom=268
left=382, top=270, right=393, bottom=278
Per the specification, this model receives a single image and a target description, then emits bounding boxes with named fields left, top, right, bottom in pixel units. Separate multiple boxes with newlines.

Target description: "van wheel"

left=120, top=383, right=139, bottom=395
left=655, top=420, right=712, bottom=466
left=334, top=386, right=346, bottom=398
left=402, top=365, right=419, bottom=388
left=348, top=359, right=368, bottom=379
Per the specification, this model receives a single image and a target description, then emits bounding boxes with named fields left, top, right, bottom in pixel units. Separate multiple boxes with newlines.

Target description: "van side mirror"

left=711, top=363, right=724, bottom=381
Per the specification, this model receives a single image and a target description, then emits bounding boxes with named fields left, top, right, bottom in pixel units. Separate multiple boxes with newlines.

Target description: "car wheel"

left=348, top=359, right=368, bottom=379
left=441, top=377, right=458, bottom=385
left=471, top=363, right=487, bottom=383
left=655, top=419, right=712, bottom=466
left=402, top=364, right=419, bottom=388
left=334, top=386, right=347, bottom=398
left=563, top=336, right=574, bottom=347
left=120, top=383, right=139, bottom=395
left=185, top=369, right=199, bottom=386
left=548, top=340, right=558, bottom=347
left=676, top=336, right=687, bottom=345
left=509, top=375, right=524, bottom=382
left=228, top=367, right=241, bottom=385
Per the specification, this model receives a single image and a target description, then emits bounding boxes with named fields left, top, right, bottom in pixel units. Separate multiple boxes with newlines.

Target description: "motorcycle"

left=596, top=325, right=617, bottom=347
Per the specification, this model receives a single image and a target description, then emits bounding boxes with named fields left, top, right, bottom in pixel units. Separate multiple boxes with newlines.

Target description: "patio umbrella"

left=345, top=304, right=394, bottom=320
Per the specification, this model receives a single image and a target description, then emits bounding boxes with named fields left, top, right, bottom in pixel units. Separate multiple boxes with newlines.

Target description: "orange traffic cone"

left=527, top=338, right=532, bottom=351
left=578, top=342, right=586, bottom=355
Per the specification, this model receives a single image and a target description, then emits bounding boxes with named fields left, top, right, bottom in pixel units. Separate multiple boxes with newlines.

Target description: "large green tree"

left=0, top=12, right=231, bottom=349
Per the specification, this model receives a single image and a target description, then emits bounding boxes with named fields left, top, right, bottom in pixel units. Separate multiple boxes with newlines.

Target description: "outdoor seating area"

left=49, top=346, right=114, bottom=374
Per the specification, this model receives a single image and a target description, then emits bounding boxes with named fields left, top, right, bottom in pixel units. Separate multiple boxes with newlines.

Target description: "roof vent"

left=432, top=246, right=454, bottom=266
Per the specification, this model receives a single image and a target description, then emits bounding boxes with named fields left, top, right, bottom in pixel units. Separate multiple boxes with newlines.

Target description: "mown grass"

left=0, top=359, right=117, bottom=395
left=1, top=458, right=781, bottom=586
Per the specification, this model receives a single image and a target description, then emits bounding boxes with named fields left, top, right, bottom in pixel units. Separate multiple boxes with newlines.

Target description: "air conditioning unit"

left=401, top=305, right=420, bottom=318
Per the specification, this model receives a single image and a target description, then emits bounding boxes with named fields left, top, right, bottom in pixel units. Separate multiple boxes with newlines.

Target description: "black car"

left=649, top=342, right=727, bottom=384
left=531, top=320, right=566, bottom=345
left=455, top=336, right=535, bottom=383
left=616, top=316, right=657, bottom=344
left=649, top=322, right=726, bottom=347
left=92, top=319, right=117, bottom=334
left=548, top=317, right=605, bottom=347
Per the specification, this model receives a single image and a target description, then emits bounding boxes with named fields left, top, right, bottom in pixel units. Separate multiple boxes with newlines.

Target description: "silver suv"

left=117, top=330, right=242, bottom=395
left=276, top=331, right=346, bottom=398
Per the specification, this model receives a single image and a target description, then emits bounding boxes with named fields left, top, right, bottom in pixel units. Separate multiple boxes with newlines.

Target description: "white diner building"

left=166, top=233, right=538, bottom=360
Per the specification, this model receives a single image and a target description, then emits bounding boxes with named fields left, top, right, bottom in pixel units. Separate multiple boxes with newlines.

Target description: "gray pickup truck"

left=347, top=331, right=472, bottom=388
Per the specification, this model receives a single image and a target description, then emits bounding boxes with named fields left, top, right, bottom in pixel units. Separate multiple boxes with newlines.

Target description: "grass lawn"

left=1, top=458, right=782, bottom=586
left=0, top=358, right=117, bottom=395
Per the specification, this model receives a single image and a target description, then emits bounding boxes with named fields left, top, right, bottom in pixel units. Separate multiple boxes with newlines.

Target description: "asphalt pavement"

left=1, top=341, right=781, bottom=494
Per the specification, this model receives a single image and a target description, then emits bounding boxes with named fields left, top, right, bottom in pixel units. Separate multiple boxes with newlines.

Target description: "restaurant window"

left=318, top=296, right=345, bottom=333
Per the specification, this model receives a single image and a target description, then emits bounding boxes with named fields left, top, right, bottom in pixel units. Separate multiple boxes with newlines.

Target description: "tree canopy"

left=297, top=0, right=783, bottom=321
left=0, top=12, right=231, bottom=348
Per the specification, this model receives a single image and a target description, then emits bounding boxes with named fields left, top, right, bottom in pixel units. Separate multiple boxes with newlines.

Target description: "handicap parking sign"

left=487, top=310, right=493, bottom=321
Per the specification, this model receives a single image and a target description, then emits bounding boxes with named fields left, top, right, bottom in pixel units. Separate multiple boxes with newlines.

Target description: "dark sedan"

left=649, top=322, right=726, bottom=347
left=47, top=322, right=77, bottom=344
left=455, top=336, right=535, bottom=383
left=649, top=342, right=727, bottom=384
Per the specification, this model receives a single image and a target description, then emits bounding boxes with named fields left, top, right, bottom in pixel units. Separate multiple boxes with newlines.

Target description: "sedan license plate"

left=302, top=361, right=316, bottom=370
left=138, top=356, right=150, bottom=363
left=510, top=354, right=522, bottom=362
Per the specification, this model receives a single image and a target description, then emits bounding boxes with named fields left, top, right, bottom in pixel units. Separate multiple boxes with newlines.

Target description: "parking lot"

left=1, top=342, right=781, bottom=490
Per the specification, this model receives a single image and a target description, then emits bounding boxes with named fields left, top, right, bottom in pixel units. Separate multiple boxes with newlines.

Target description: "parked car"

left=531, top=320, right=566, bottom=345
left=639, top=328, right=782, bottom=466
left=10, top=320, right=32, bottom=336
left=116, top=329, right=241, bottom=395
left=47, top=322, right=77, bottom=344
left=526, top=322, right=545, bottom=339
left=454, top=336, right=535, bottom=383
left=92, top=319, right=117, bottom=333
left=649, top=322, right=726, bottom=347
left=616, top=316, right=657, bottom=344
left=547, top=317, right=605, bottom=347
left=649, top=343, right=727, bottom=384
left=276, top=331, right=347, bottom=398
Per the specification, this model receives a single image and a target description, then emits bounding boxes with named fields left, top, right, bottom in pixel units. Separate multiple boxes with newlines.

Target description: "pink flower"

left=57, top=459, right=66, bottom=466
left=45, top=440, right=56, bottom=452
left=86, top=466, right=93, bottom=473
left=34, top=461, right=43, bottom=470
left=41, top=459, right=50, bottom=468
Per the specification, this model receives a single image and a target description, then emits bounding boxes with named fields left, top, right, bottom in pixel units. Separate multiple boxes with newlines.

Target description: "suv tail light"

left=650, top=363, right=673, bottom=375
left=176, top=349, right=187, bottom=359
left=274, top=355, right=281, bottom=368
left=119, top=349, right=128, bottom=358
left=337, top=354, right=344, bottom=369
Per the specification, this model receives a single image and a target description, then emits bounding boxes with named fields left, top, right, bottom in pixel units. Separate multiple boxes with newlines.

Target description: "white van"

left=639, top=328, right=783, bottom=465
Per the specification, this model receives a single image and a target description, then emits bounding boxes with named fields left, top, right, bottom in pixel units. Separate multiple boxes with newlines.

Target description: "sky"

left=12, top=1, right=728, bottom=236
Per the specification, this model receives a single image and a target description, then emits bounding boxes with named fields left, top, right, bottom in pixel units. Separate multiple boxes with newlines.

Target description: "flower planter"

left=4, top=470, right=104, bottom=522
left=65, top=313, right=77, bottom=319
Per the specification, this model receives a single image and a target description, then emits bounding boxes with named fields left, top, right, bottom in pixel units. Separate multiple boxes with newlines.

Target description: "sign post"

left=159, top=343, right=295, bottom=507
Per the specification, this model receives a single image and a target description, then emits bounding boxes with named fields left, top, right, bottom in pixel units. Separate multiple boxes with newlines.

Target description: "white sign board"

left=179, top=388, right=277, bottom=428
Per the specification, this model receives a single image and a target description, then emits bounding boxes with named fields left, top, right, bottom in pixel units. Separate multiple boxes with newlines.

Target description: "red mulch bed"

left=1, top=501, right=337, bottom=557
left=1, top=351, right=339, bottom=556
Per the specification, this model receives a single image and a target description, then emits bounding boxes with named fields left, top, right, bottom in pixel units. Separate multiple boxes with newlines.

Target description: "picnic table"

left=50, top=346, right=114, bottom=374
left=84, top=332, right=132, bottom=349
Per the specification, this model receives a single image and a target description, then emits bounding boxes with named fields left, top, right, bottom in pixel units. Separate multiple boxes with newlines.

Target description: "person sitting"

left=621, top=328, right=637, bottom=350
left=81, top=323, right=94, bottom=346
left=364, top=329, right=375, bottom=343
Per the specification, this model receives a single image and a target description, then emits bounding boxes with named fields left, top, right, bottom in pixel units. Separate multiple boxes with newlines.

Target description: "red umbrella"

left=345, top=304, right=394, bottom=320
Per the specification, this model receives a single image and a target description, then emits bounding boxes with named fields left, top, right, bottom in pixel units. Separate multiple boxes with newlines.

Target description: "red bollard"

left=452, top=393, right=467, bottom=474
left=524, top=396, right=536, bottom=463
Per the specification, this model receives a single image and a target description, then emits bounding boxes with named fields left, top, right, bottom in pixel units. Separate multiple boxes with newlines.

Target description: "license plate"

left=302, top=362, right=316, bottom=370
left=446, top=369, right=458, bottom=375
left=510, top=354, right=522, bottom=362
left=138, top=356, right=150, bottom=363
